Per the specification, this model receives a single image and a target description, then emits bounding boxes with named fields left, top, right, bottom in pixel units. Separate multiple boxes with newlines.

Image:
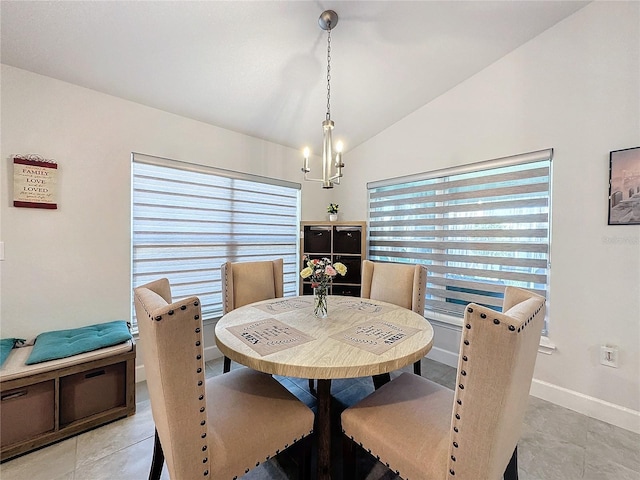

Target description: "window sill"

left=425, top=311, right=464, bottom=328
left=425, top=311, right=556, bottom=354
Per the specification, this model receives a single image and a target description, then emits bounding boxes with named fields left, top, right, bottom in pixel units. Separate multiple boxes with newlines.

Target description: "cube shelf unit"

left=300, top=221, right=366, bottom=297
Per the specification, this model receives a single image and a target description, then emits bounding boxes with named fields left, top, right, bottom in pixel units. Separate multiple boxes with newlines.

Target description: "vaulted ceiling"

left=1, top=1, right=589, bottom=153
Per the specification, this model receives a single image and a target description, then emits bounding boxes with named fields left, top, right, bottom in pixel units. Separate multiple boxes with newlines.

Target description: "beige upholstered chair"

left=134, top=278, right=314, bottom=480
left=221, top=258, right=284, bottom=373
left=361, top=260, right=427, bottom=379
left=342, top=286, right=545, bottom=480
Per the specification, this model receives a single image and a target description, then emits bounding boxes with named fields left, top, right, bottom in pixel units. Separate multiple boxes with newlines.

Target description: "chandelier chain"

left=302, top=10, right=344, bottom=189
left=326, top=26, right=331, bottom=120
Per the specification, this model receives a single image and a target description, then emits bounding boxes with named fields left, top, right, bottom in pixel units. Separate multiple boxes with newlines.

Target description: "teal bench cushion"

left=26, top=321, right=132, bottom=365
left=0, top=338, right=24, bottom=367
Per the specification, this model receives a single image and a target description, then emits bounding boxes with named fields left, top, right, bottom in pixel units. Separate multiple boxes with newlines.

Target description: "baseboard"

left=203, top=345, right=223, bottom=362
left=428, top=347, right=640, bottom=435
left=426, top=346, right=459, bottom=368
left=530, top=378, right=640, bottom=435
left=135, top=345, right=223, bottom=383
left=134, top=362, right=145, bottom=383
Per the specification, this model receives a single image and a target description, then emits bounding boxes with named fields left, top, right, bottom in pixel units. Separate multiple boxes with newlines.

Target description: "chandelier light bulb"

left=302, top=147, right=311, bottom=173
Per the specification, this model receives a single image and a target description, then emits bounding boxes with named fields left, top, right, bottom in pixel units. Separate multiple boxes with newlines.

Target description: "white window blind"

left=132, top=153, right=301, bottom=326
left=368, top=149, right=552, bottom=330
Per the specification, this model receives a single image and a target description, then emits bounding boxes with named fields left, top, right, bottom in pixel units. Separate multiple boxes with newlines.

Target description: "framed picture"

left=608, top=146, right=640, bottom=225
left=13, top=155, right=58, bottom=209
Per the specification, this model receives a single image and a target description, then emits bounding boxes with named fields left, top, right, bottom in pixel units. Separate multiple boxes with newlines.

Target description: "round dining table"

left=214, top=295, right=434, bottom=480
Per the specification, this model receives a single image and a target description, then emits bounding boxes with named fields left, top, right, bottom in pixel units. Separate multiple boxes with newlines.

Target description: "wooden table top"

left=214, top=295, right=434, bottom=380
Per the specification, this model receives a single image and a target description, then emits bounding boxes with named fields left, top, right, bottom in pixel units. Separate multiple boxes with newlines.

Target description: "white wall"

left=1, top=0, right=638, bottom=432
left=0, top=66, right=262, bottom=334
left=335, top=1, right=640, bottom=432
left=0, top=64, right=334, bottom=373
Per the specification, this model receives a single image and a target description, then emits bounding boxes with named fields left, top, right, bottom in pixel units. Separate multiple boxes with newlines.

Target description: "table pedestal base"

left=317, top=379, right=332, bottom=480
left=372, top=373, right=391, bottom=390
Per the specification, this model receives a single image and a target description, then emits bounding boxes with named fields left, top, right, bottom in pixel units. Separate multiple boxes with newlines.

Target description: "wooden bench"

left=0, top=340, right=136, bottom=461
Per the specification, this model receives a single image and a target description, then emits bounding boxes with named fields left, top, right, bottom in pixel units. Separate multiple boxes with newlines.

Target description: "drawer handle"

left=85, top=369, right=106, bottom=379
left=2, top=390, right=28, bottom=401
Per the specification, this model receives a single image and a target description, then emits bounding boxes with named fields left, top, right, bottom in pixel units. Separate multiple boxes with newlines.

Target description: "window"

left=132, top=153, right=301, bottom=327
left=368, top=149, right=552, bottom=332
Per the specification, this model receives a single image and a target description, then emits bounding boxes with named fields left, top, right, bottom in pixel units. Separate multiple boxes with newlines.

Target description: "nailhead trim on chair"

left=138, top=295, right=210, bottom=477
left=223, top=266, right=231, bottom=313
left=447, top=301, right=545, bottom=478
left=416, top=266, right=426, bottom=311
left=343, top=431, right=407, bottom=480
left=176, top=300, right=209, bottom=478
left=228, top=430, right=313, bottom=480
left=340, top=299, right=543, bottom=480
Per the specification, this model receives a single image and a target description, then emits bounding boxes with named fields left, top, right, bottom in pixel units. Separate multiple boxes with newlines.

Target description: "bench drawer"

left=59, top=362, right=126, bottom=425
left=1, top=380, right=55, bottom=447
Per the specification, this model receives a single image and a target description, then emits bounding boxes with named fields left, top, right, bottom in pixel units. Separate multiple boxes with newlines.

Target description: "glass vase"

left=313, top=286, right=328, bottom=318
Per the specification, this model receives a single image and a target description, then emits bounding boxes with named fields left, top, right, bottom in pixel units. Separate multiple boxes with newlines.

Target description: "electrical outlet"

left=600, top=345, right=618, bottom=368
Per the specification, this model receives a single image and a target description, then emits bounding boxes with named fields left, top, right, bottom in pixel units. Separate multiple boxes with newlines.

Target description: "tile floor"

left=1, top=357, right=638, bottom=480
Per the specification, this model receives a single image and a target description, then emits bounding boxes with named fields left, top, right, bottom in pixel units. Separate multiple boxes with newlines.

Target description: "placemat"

left=227, top=318, right=315, bottom=356
left=333, top=298, right=393, bottom=316
left=253, top=297, right=313, bottom=314
left=332, top=321, right=420, bottom=355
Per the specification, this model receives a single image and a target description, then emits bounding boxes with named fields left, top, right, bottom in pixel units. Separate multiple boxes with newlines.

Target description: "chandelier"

left=302, top=10, right=345, bottom=189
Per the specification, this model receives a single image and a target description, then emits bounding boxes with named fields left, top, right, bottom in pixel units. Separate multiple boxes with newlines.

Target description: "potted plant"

left=327, top=203, right=339, bottom=221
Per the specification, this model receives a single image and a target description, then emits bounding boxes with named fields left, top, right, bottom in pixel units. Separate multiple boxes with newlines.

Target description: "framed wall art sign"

left=608, top=146, right=640, bottom=225
left=13, top=155, right=58, bottom=209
